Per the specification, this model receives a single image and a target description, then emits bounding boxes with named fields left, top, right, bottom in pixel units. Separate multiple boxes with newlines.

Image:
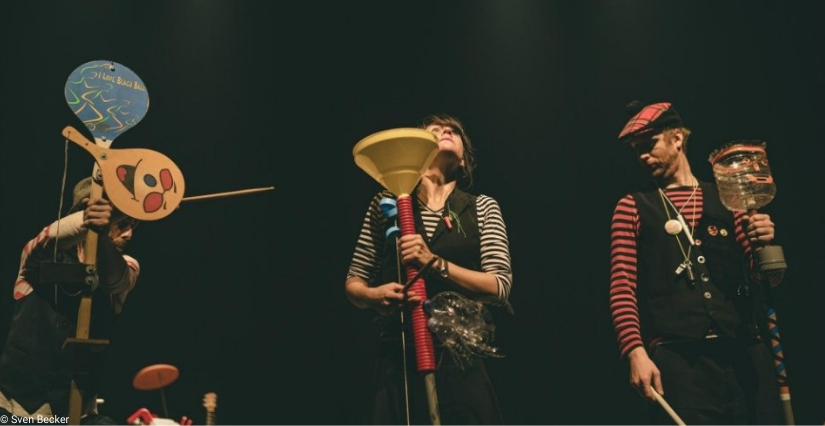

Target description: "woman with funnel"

left=345, top=114, right=512, bottom=425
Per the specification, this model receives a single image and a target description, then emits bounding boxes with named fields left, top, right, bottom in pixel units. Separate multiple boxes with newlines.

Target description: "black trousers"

left=370, top=343, right=504, bottom=425
left=650, top=339, right=784, bottom=425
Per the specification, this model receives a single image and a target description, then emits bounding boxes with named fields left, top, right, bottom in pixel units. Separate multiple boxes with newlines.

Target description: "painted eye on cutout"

left=160, top=169, right=174, bottom=191
left=143, top=174, right=157, bottom=187
left=117, top=166, right=128, bottom=182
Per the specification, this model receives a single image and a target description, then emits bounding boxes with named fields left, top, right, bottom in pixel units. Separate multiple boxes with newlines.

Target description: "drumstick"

left=182, top=186, right=274, bottom=202
left=650, top=386, right=686, bottom=425
left=403, top=257, right=438, bottom=292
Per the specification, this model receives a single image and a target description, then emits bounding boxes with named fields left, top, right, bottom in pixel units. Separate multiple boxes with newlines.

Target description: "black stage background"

left=1, top=1, right=823, bottom=424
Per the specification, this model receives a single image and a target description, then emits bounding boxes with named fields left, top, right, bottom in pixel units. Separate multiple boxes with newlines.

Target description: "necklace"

left=658, top=181, right=699, bottom=243
left=658, top=180, right=699, bottom=281
left=417, top=198, right=444, bottom=213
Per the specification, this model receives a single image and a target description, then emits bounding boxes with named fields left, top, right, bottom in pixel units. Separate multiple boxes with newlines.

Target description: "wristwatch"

left=438, top=258, right=449, bottom=278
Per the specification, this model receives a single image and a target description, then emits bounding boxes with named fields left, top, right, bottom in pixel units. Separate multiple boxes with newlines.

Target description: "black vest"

left=0, top=273, right=117, bottom=416
left=633, top=181, right=761, bottom=342
left=377, top=188, right=481, bottom=341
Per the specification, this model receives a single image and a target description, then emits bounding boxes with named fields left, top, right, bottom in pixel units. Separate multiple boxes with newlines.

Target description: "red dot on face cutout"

left=143, top=192, right=163, bottom=213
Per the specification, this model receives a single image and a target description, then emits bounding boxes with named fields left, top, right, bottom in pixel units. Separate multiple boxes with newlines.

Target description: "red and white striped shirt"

left=609, top=186, right=781, bottom=358
left=13, top=211, right=139, bottom=314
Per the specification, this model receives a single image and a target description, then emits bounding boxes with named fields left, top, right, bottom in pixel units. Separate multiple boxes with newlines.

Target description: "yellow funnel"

left=353, top=128, right=440, bottom=197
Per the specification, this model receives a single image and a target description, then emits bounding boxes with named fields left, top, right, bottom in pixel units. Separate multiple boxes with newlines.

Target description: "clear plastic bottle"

left=709, top=141, right=776, bottom=212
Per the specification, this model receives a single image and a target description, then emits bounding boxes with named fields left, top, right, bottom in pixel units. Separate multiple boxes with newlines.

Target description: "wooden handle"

left=65, top=126, right=105, bottom=426
left=63, top=125, right=103, bottom=159
left=650, top=386, right=686, bottom=425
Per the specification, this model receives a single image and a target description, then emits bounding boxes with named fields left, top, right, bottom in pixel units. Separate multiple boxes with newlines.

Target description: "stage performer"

left=345, top=113, right=512, bottom=424
left=0, top=177, right=140, bottom=424
left=609, top=101, right=785, bottom=424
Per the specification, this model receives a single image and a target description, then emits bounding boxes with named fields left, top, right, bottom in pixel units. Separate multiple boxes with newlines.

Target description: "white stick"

left=650, top=386, right=686, bottom=425
left=677, top=214, right=695, bottom=246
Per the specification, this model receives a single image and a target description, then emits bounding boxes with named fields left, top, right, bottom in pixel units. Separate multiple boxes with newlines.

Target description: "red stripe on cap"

left=618, top=102, right=672, bottom=139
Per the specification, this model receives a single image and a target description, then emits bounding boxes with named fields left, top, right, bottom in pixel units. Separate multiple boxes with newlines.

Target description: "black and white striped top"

left=347, top=190, right=513, bottom=303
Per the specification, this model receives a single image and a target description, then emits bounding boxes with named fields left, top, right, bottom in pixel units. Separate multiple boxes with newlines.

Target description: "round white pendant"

left=665, top=219, right=683, bottom=235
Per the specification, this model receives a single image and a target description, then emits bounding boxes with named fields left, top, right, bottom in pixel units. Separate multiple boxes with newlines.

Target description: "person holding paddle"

left=0, top=177, right=140, bottom=423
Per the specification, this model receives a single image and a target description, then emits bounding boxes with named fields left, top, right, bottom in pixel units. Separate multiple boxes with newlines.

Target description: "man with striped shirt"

left=0, top=177, right=140, bottom=423
left=609, top=102, right=784, bottom=424
left=346, top=114, right=512, bottom=424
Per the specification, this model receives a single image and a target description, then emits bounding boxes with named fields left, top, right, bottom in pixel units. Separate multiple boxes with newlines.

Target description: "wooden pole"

left=182, top=186, right=274, bottom=203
